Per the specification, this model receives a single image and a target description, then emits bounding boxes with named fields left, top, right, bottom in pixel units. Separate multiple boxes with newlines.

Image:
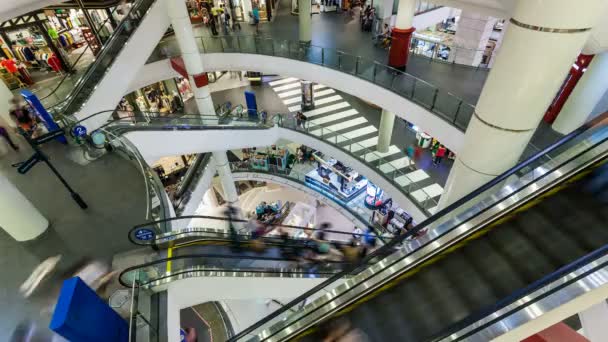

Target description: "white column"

left=438, top=0, right=607, bottom=209
left=167, top=0, right=215, bottom=115
left=242, top=0, right=253, bottom=23
left=377, top=0, right=394, bottom=25
left=394, top=0, right=415, bottom=28
left=452, top=10, right=498, bottom=66
left=552, top=51, right=608, bottom=134
left=212, top=151, right=240, bottom=207
left=377, top=109, right=395, bottom=153
left=0, top=174, right=48, bottom=241
left=579, top=301, right=608, bottom=342
left=299, top=0, right=312, bottom=43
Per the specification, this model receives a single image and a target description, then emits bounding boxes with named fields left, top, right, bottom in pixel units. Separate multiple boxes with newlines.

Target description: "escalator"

left=296, top=163, right=608, bottom=341
left=121, top=216, right=376, bottom=288
left=50, top=0, right=167, bottom=123
left=229, top=113, right=608, bottom=341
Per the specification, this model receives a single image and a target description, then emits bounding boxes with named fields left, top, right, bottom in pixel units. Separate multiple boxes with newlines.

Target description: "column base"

left=388, top=27, right=415, bottom=69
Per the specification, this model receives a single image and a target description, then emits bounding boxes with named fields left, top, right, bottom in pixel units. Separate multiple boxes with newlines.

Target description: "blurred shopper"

left=252, top=6, right=260, bottom=33
left=433, top=144, right=446, bottom=166
left=0, top=125, right=19, bottom=151
left=351, top=226, right=363, bottom=241
left=320, top=317, right=369, bottom=342
left=20, top=255, right=62, bottom=298
left=224, top=205, right=241, bottom=251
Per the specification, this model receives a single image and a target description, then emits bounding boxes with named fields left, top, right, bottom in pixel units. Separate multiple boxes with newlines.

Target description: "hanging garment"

left=47, top=54, right=62, bottom=72
left=22, top=47, right=35, bottom=61
left=58, top=35, right=68, bottom=48
left=1, top=58, right=18, bottom=73
left=48, top=28, right=59, bottom=39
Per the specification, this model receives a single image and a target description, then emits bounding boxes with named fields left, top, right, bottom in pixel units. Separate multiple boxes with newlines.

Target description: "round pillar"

left=377, top=109, right=395, bottom=153
left=438, top=0, right=607, bottom=209
left=0, top=174, right=48, bottom=241
left=212, top=151, right=240, bottom=207
left=167, top=0, right=215, bottom=115
left=552, top=51, right=608, bottom=134
left=388, top=0, right=416, bottom=69
left=299, top=0, right=312, bottom=43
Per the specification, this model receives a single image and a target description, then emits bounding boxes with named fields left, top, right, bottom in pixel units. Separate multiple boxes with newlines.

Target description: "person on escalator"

left=224, top=205, right=241, bottom=251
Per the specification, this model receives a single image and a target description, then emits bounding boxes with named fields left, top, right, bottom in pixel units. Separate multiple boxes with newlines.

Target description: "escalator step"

left=545, top=190, right=608, bottom=250
left=485, top=222, right=557, bottom=283
left=416, top=264, right=472, bottom=325
left=512, top=208, right=587, bottom=267
left=462, top=237, right=527, bottom=296
left=438, top=253, right=499, bottom=309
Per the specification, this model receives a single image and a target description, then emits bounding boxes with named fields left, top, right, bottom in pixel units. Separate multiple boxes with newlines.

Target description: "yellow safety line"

left=291, top=160, right=606, bottom=341
left=166, top=247, right=173, bottom=273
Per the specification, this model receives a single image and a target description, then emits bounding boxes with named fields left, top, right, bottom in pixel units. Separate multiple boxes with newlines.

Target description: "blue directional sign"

left=73, top=125, right=87, bottom=137
left=180, top=328, right=186, bottom=342
left=21, top=89, right=67, bottom=144
left=134, top=228, right=155, bottom=241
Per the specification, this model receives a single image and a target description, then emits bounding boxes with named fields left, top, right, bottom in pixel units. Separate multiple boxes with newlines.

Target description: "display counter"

left=305, top=151, right=368, bottom=201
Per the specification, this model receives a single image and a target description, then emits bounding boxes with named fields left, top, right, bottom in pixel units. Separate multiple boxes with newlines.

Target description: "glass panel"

left=237, top=36, right=257, bottom=53
left=455, top=103, right=475, bottom=130
left=373, top=64, right=396, bottom=89
left=304, top=45, right=323, bottom=64
left=322, top=48, right=339, bottom=69
left=273, top=40, right=290, bottom=57
left=220, top=36, right=239, bottom=52
left=355, top=58, right=375, bottom=81
left=338, top=52, right=357, bottom=74
left=433, top=90, right=461, bottom=122
left=202, top=37, right=223, bottom=53
left=256, top=38, right=274, bottom=55
left=391, top=72, right=416, bottom=98
left=412, top=80, right=436, bottom=108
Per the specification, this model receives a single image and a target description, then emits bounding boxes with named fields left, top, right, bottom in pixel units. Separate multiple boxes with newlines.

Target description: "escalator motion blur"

left=231, top=113, right=608, bottom=342
left=297, top=161, right=608, bottom=341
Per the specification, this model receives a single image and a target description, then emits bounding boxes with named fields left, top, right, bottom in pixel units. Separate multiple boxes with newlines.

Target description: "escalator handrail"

left=433, top=244, right=608, bottom=341
left=118, top=253, right=350, bottom=287
left=60, top=0, right=152, bottom=114
left=228, top=112, right=608, bottom=340
left=174, top=153, right=209, bottom=199
left=131, top=214, right=374, bottom=244
left=38, top=2, right=128, bottom=105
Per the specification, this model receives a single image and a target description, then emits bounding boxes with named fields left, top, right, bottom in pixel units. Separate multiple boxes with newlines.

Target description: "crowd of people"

left=238, top=209, right=381, bottom=272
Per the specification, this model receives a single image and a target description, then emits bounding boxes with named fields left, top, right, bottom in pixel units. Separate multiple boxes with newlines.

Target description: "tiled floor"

left=269, top=77, right=445, bottom=210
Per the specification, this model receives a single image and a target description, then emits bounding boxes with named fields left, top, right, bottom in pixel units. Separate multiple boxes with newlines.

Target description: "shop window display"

left=306, top=150, right=368, bottom=201
left=0, top=30, right=62, bottom=88
left=120, top=79, right=187, bottom=118
left=153, top=154, right=197, bottom=200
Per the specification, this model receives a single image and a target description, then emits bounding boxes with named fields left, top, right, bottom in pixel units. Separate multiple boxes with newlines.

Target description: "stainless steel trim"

left=473, top=111, right=534, bottom=133
left=509, top=18, right=592, bottom=33
left=245, top=136, right=608, bottom=342
left=440, top=254, right=608, bottom=342
left=138, top=266, right=343, bottom=289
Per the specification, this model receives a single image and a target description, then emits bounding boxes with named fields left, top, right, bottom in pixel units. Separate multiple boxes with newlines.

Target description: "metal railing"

left=74, top=110, right=443, bottom=216
left=153, top=35, right=476, bottom=131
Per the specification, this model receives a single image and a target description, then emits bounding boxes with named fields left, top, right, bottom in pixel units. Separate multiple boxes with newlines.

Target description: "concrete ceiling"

left=0, top=0, right=64, bottom=22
